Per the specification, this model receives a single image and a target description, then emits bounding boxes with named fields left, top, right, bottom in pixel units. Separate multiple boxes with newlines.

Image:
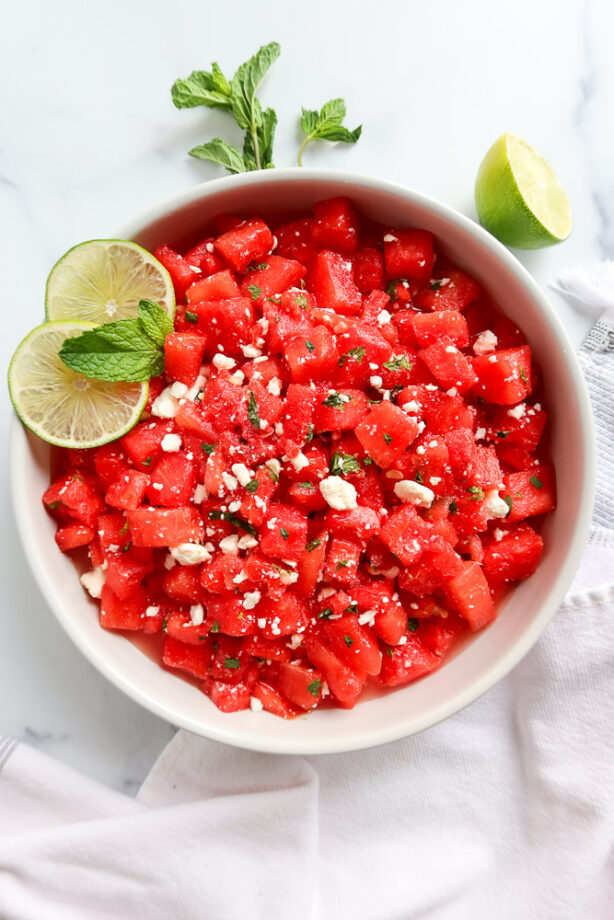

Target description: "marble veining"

left=0, top=0, right=610, bottom=792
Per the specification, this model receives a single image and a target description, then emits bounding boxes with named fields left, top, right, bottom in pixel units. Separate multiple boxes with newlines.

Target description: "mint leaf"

left=247, top=390, right=261, bottom=430
left=330, top=451, right=361, bottom=476
left=230, top=42, right=280, bottom=131
left=189, top=138, right=248, bottom=174
left=139, top=300, right=174, bottom=346
left=171, top=65, right=233, bottom=111
left=298, top=97, right=362, bottom=166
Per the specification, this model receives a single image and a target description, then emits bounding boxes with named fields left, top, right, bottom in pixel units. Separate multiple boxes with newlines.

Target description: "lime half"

left=45, top=239, right=175, bottom=324
left=475, top=133, right=572, bottom=249
left=8, top=321, right=148, bottom=448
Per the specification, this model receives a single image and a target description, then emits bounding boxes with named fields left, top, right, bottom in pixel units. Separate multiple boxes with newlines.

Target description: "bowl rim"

left=10, top=167, right=596, bottom=754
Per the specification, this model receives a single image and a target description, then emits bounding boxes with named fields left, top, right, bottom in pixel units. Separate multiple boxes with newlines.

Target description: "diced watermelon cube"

left=283, top=325, right=340, bottom=384
left=185, top=269, right=241, bottom=303
left=354, top=247, right=384, bottom=293
left=214, top=218, right=274, bottom=273
left=164, top=332, right=206, bottom=386
left=355, top=401, right=419, bottom=467
left=502, top=465, right=556, bottom=523
left=127, top=508, right=204, bottom=547
left=379, top=633, right=441, bottom=686
left=153, top=245, right=199, bottom=299
left=483, top=523, right=544, bottom=584
left=383, top=229, right=434, bottom=284
left=258, top=503, right=308, bottom=562
left=309, top=250, right=362, bottom=315
left=105, top=470, right=150, bottom=511
left=472, top=346, right=532, bottom=405
left=419, top=339, right=478, bottom=393
left=311, top=196, right=361, bottom=253
left=444, top=561, right=495, bottom=630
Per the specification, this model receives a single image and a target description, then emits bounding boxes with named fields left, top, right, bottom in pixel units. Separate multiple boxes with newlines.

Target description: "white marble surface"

left=0, top=0, right=610, bottom=792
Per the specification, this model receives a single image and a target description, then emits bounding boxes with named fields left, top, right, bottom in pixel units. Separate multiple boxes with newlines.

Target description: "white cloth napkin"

left=1, top=270, right=614, bottom=920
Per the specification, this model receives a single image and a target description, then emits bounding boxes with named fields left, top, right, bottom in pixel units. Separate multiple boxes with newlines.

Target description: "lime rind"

left=8, top=320, right=149, bottom=449
left=45, top=239, right=175, bottom=325
left=475, top=133, right=572, bottom=249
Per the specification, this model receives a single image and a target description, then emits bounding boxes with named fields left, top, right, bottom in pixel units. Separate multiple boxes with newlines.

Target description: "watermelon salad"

left=43, top=196, right=556, bottom=718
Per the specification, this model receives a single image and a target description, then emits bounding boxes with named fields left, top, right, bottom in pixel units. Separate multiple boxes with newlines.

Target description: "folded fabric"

left=1, top=269, right=613, bottom=920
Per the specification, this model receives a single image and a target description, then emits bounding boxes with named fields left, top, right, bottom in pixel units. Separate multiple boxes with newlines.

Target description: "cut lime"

left=475, top=133, right=572, bottom=249
left=8, top=321, right=149, bottom=448
left=45, top=239, right=175, bottom=324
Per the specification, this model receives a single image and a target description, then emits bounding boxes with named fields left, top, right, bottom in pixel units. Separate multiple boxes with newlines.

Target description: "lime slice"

left=45, top=239, right=175, bottom=324
left=8, top=321, right=148, bottom=448
left=475, top=133, right=572, bottom=249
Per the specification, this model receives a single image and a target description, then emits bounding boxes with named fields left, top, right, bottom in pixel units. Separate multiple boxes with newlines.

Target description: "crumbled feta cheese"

left=151, top=482, right=163, bottom=491
left=358, top=609, right=376, bottom=627
left=108, top=544, right=120, bottom=553
left=369, top=362, right=379, bottom=371
left=170, top=382, right=188, bottom=399
left=228, top=370, right=245, bottom=386
left=145, top=605, right=160, bottom=618
left=164, top=554, right=176, bottom=570
left=473, top=329, right=498, bottom=355
left=221, top=472, right=238, bottom=491
left=233, top=570, right=249, bottom=585
left=243, top=590, right=261, bottom=610
left=319, top=476, right=358, bottom=510
left=401, top=400, right=420, bottom=415
left=267, top=377, right=282, bottom=396
left=170, top=543, right=212, bottom=565
left=242, top=344, right=262, bottom=358
left=265, top=458, right=281, bottom=478
left=80, top=567, right=106, bottom=598
left=257, top=618, right=267, bottom=629
left=238, top=535, right=259, bottom=550
left=193, top=484, right=208, bottom=504
left=493, top=528, right=505, bottom=542
left=369, top=375, right=383, bottom=389
left=377, top=309, right=392, bottom=326
left=249, top=696, right=264, bottom=712
left=212, top=354, right=236, bottom=370
left=161, top=433, right=182, bottom=453
left=445, top=344, right=458, bottom=354
left=219, top=535, right=240, bottom=555
left=394, top=479, right=435, bottom=508
left=151, top=387, right=178, bottom=419
left=507, top=403, right=526, bottom=420
left=429, top=476, right=442, bottom=485
left=383, top=233, right=398, bottom=242
left=475, top=427, right=487, bottom=441
left=228, top=500, right=241, bottom=513
left=231, top=463, right=252, bottom=487
left=189, top=604, right=204, bottom=626
left=483, top=488, right=510, bottom=520
left=290, top=451, right=309, bottom=472
left=446, top=387, right=458, bottom=397
left=205, top=242, right=215, bottom=253
left=287, top=634, right=303, bottom=650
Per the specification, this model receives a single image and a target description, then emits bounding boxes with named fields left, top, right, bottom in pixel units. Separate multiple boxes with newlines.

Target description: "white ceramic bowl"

left=10, top=169, right=595, bottom=754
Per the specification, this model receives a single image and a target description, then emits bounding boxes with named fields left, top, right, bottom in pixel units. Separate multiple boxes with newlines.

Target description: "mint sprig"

left=171, top=44, right=361, bottom=173
left=173, top=43, right=280, bottom=173
left=59, top=300, right=173, bottom=382
left=298, top=99, right=362, bottom=166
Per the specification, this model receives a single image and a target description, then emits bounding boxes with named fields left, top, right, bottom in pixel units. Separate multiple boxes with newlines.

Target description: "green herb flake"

left=430, top=280, right=442, bottom=291
left=305, top=340, right=315, bottom=353
left=266, top=466, right=279, bottom=483
left=161, top=617, right=168, bottom=631
left=201, top=443, right=215, bottom=454
left=519, top=365, right=528, bottom=383
left=210, top=621, right=220, bottom=633
left=305, top=423, right=314, bottom=443
left=120, top=520, right=129, bottom=535
left=142, top=456, right=153, bottom=467
left=245, top=479, right=259, bottom=493
left=415, top=470, right=424, bottom=483
left=247, top=390, right=261, bottom=430
left=298, top=98, right=362, bottom=167
left=449, top=500, right=458, bottom=515
left=296, top=294, right=309, bottom=310
left=330, top=451, right=361, bottom=476
left=322, top=392, right=351, bottom=409
left=407, top=617, right=420, bottom=632
left=467, top=485, right=485, bottom=501
left=335, top=560, right=349, bottom=570
left=306, top=538, right=322, bottom=552
left=383, top=354, right=413, bottom=373
left=306, top=678, right=322, bottom=697
left=503, top=495, right=513, bottom=515
left=383, top=433, right=393, bottom=445
left=224, top=657, right=241, bottom=669
left=362, top=456, right=374, bottom=466
left=496, top=431, right=510, bottom=439
left=298, top=481, right=312, bottom=489
left=248, top=262, right=269, bottom=271
left=185, top=310, right=198, bottom=324
left=529, top=475, right=543, bottom=489
left=385, top=281, right=399, bottom=302
left=280, top=527, right=289, bottom=541
left=343, top=634, right=353, bottom=647
left=248, top=284, right=262, bottom=301
left=338, top=346, right=365, bottom=368
left=386, top=646, right=395, bottom=658
left=120, top=540, right=131, bottom=553
left=318, top=608, right=334, bottom=619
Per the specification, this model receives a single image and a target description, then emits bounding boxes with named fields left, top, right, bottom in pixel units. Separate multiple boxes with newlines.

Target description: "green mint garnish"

left=343, top=635, right=353, bottom=647
left=201, top=443, right=215, bottom=454
left=330, top=451, right=361, bottom=476
left=210, top=621, right=220, bottom=633
left=496, top=431, right=510, bottom=439
left=248, top=284, right=262, bottom=301
left=306, top=538, right=321, bottom=552
left=318, top=608, right=334, bottom=619
left=322, top=392, right=350, bottom=409
left=58, top=300, right=173, bottom=382
left=306, top=678, right=322, bottom=697
left=519, top=365, right=528, bottom=383
left=297, top=98, right=362, bottom=166
left=279, top=527, right=289, bottom=541
left=247, top=390, right=261, bottom=430
left=305, top=340, right=315, bottom=353
left=142, top=456, right=153, bottom=467
left=383, top=354, right=413, bottom=372
left=385, top=281, right=399, bottom=301
left=529, top=475, right=543, bottom=489
left=407, top=618, right=419, bottom=632
left=185, top=310, right=198, bottom=324
left=467, top=485, right=485, bottom=501
left=449, top=500, right=458, bottom=514
left=503, top=495, right=513, bottom=515
left=224, top=657, right=241, bottom=669
left=383, top=433, right=392, bottom=445
left=296, top=294, right=309, bottom=309
left=245, top=479, right=259, bottom=493
left=338, top=346, right=365, bottom=368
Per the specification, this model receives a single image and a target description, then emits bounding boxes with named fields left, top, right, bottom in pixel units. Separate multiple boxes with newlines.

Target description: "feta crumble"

left=319, top=476, right=358, bottom=510
left=394, top=479, right=435, bottom=508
